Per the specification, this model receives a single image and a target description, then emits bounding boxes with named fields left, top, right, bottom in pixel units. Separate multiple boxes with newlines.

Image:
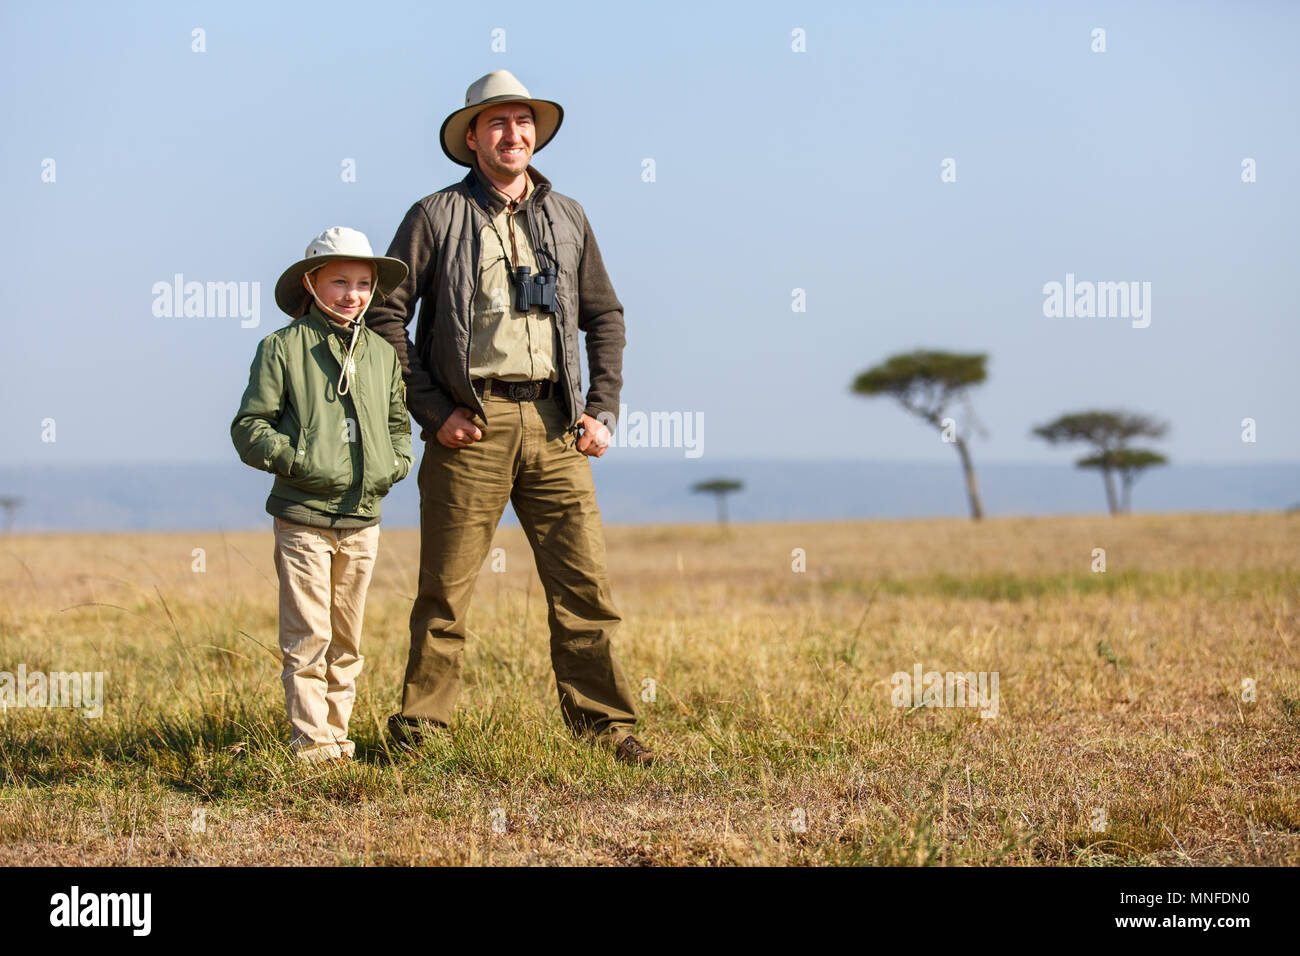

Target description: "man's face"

left=303, top=259, right=373, bottom=323
left=467, top=103, right=535, bottom=182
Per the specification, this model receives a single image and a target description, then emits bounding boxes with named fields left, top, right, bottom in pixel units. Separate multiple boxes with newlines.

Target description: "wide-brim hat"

left=440, top=70, right=563, bottom=167
left=274, top=227, right=408, bottom=317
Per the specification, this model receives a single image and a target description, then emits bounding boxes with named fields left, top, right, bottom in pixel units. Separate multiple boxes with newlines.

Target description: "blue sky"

left=3, top=0, right=1297, bottom=466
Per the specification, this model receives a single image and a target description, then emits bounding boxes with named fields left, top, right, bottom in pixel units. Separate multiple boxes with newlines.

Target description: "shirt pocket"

left=476, top=249, right=512, bottom=319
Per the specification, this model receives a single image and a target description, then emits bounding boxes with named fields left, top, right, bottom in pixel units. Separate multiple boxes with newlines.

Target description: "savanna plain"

left=1, top=511, right=1296, bottom=865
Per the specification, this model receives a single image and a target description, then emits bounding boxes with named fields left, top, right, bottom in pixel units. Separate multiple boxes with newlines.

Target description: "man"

left=365, top=70, right=653, bottom=765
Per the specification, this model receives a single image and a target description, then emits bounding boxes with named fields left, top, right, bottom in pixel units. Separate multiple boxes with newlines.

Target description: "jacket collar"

left=303, top=302, right=366, bottom=357
left=466, top=161, right=552, bottom=217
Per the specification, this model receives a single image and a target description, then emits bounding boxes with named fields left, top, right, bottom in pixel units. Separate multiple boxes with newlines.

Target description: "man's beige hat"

left=440, top=70, right=564, bottom=167
left=274, top=226, right=408, bottom=317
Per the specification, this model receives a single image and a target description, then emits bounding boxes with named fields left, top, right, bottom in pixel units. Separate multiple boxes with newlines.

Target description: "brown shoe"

left=388, top=715, right=424, bottom=752
left=612, top=734, right=656, bottom=766
left=388, top=714, right=448, bottom=753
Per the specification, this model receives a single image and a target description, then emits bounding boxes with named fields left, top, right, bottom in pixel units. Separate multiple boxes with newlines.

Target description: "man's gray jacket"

left=365, top=163, right=626, bottom=441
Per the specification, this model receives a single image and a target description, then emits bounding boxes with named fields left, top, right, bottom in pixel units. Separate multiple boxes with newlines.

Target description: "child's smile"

left=305, top=260, right=374, bottom=323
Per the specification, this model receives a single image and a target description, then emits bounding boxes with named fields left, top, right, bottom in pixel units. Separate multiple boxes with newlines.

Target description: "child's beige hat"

left=275, top=227, right=408, bottom=317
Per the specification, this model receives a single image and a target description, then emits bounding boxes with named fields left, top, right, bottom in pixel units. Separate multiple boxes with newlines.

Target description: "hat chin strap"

left=303, top=270, right=373, bottom=397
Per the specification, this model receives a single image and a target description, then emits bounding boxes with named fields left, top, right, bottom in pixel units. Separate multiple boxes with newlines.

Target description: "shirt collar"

left=494, top=171, right=532, bottom=208
left=468, top=161, right=551, bottom=216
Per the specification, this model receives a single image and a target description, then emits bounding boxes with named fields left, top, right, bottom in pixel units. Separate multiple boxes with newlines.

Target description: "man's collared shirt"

left=469, top=172, right=559, bottom=383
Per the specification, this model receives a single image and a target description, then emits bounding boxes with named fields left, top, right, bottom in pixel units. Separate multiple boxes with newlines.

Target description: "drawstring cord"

left=336, top=319, right=361, bottom=397
left=303, top=270, right=370, bottom=396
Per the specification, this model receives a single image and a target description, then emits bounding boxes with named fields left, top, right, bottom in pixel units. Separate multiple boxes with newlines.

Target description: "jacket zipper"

left=525, top=194, right=575, bottom=428
left=466, top=224, right=485, bottom=424
left=329, top=324, right=367, bottom=509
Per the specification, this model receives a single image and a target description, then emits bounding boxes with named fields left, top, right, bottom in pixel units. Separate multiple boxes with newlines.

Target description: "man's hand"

left=575, top=413, right=612, bottom=458
left=436, top=406, right=483, bottom=449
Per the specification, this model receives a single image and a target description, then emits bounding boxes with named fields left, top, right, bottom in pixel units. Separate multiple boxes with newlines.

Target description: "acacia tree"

left=1079, top=448, right=1168, bottom=514
left=851, top=350, right=988, bottom=520
left=0, top=496, right=21, bottom=534
left=691, top=479, right=743, bottom=526
left=1031, top=411, right=1169, bottom=515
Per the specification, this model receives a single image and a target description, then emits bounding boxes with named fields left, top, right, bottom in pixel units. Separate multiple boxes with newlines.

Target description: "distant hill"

left=0, top=459, right=1296, bottom=532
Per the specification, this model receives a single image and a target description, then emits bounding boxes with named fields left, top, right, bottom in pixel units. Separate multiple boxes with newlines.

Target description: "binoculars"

left=513, top=265, right=558, bottom=313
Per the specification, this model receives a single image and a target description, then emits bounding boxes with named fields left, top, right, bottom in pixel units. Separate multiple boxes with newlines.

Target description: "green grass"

left=834, top=567, right=1300, bottom=602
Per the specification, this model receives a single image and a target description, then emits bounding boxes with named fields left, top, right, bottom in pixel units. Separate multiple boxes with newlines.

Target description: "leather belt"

left=472, top=377, right=553, bottom=402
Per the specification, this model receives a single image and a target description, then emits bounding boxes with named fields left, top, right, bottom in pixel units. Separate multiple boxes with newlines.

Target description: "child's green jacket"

left=231, top=303, right=414, bottom=522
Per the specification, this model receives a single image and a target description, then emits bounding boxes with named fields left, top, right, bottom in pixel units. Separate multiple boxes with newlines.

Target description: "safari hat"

left=274, top=226, right=408, bottom=317
left=440, top=70, right=564, bottom=167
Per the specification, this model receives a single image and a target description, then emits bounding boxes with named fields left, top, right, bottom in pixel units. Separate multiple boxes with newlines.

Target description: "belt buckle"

left=508, top=382, right=540, bottom=402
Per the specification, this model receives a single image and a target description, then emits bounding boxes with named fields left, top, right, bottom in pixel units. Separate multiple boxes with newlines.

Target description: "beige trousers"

left=273, top=516, right=381, bottom=763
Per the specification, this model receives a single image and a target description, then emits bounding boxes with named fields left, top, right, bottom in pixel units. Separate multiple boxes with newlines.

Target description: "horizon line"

left=2, top=456, right=1298, bottom=469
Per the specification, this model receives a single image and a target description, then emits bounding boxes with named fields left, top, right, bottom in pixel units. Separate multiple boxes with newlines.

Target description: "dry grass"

left=1, top=511, right=1297, bottom=865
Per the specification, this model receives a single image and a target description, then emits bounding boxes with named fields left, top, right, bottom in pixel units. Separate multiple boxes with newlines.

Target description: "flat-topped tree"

left=692, top=479, right=743, bottom=526
left=851, top=350, right=988, bottom=520
left=1078, top=448, right=1168, bottom=514
left=0, top=496, right=21, bottom=534
left=1031, top=411, right=1169, bottom=515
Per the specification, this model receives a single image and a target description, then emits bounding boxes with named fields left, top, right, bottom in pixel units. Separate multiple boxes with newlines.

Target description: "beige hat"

left=439, top=70, right=563, bottom=167
left=274, top=227, right=408, bottom=317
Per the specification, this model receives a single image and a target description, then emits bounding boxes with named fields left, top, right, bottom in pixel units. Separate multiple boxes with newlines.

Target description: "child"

left=231, top=227, right=413, bottom=765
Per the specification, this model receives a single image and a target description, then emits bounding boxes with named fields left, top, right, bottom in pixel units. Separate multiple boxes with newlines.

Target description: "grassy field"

left=1, top=511, right=1297, bottom=866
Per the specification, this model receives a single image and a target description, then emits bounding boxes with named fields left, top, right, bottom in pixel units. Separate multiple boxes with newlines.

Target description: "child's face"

left=304, top=259, right=374, bottom=322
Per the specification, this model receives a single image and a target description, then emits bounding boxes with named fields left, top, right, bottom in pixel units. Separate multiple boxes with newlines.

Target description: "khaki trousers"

left=273, top=516, right=381, bottom=763
left=402, top=389, right=638, bottom=744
